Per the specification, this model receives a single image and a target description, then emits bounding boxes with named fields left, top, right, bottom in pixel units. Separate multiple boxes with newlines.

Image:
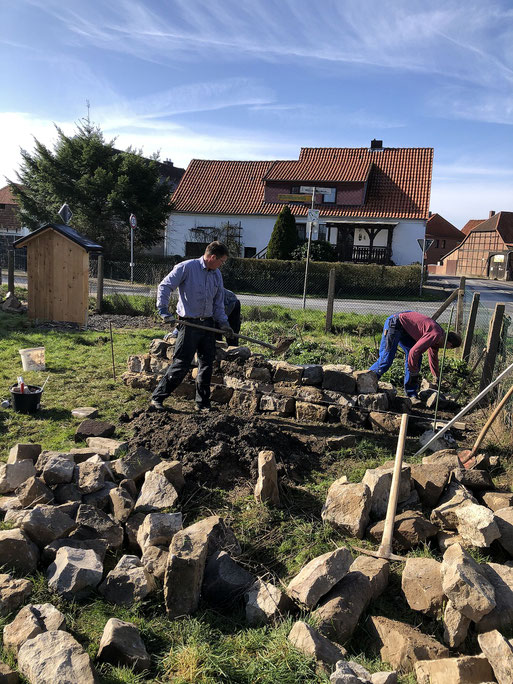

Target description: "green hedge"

left=222, top=258, right=421, bottom=297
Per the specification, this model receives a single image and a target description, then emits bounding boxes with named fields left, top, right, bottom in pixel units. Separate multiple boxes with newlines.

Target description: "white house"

left=165, top=141, right=433, bottom=265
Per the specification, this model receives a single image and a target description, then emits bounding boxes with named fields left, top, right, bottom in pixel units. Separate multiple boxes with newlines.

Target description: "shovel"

left=170, top=319, right=294, bottom=354
left=354, top=413, right=409, bottom=562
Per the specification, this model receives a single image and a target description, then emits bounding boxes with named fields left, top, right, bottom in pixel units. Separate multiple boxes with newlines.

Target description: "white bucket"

left=19, top=347, right=46, bottom=372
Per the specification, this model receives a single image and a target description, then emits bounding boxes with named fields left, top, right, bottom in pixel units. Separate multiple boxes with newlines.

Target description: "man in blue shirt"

left=150, top=241, right=233, bottom=412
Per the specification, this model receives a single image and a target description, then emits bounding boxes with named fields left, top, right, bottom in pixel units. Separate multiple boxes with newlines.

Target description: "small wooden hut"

left=14, top=223, right=102, bottom=326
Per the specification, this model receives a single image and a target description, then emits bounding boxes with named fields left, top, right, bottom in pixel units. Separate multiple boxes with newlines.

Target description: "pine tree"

left=266, top=205, right=298, bottom=259
left=9, top=121, right=173, bottom=256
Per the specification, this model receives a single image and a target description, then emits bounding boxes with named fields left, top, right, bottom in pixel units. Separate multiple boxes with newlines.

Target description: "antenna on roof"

left=86, top=100, right=91, bottom=125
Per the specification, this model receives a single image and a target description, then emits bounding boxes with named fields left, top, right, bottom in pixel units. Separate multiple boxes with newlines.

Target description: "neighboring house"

left=166, top=140, right=433, bottom=265
left=425, top=213, right=464, bottom=265
left=0, top=185, right=29, bottom=257
left=461, top=217, right=486, bottom=236
left=429, top=211, right=513, bottom=280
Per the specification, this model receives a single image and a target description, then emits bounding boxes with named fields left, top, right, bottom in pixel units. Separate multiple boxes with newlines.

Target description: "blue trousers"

left=369, top=314, right=422, bottom=396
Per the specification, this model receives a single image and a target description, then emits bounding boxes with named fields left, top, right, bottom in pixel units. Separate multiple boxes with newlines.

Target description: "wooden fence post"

left=462, top=292, right=480, bottom=363
left=456, top=276, right=466, bottom=334
left=325, top=268, right=336, bottom=333
left=431, top=287, right=459, bottom=321
left=96, top=254, right=104, bottom=313
left=480, top=303, right=505, bottom=391
left=7, top=249, right=14, bottom=293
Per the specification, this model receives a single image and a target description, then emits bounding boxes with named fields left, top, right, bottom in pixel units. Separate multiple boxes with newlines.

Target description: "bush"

left=291, top=240, right=338, bottom=262
left=267, top=206, right=298, bottom=259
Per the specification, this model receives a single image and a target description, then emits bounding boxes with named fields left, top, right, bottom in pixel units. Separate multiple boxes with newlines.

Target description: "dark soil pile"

left=126, top=410, right=318, bottom=488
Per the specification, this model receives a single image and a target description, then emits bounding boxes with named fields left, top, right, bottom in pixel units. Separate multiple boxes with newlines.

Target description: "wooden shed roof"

left=14, top=223, right=103, bottom=252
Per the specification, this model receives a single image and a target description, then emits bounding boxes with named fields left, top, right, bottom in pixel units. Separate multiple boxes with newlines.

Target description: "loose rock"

left=47, top=546, right=103, bottom=599
left=0, top=528, right=39, bottom=574
left=97, top=618, right=150, bottom=673
left=3, top=603, right=66, bottom=654
left=401, top=557, right=444, bottom=616
left=288, top=621, right=347, bottom=669
left=254, top=450, right=280, bottom=506
left=321, top=478, right=371, bottom=539
left=99, top=555, right=155, bottom=605
left=287, top=547, right=353, bottom=608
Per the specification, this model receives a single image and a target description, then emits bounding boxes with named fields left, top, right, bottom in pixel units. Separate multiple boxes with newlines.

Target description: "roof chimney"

left=370, top=139, right=383, bottom=150
left=489, top=210, right=495, bottom=218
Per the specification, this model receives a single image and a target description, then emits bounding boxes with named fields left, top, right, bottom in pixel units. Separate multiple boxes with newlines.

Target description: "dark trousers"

left=152, top=318, right=216, bottom=408
left=215, top=300, right=241, bottom=346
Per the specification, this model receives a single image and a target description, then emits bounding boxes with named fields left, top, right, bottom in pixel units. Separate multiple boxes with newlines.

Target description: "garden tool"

left=167, top=318, right=293, bottom=354
left=354, top=413, right=409, bottom=562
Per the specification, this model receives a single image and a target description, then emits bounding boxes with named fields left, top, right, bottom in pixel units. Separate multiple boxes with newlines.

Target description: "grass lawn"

left=0, top=303, right=490, bottom=683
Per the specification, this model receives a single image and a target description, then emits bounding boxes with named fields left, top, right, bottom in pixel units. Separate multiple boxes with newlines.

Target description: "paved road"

left=428, top=275, right=513, bottom=316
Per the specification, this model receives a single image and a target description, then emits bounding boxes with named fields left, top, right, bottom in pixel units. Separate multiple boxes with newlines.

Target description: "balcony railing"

left=352, top=245, right=391, bottom=264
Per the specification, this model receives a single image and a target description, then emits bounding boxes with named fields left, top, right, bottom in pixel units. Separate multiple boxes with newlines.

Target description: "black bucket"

left=10, top=385, right=43, bottom=413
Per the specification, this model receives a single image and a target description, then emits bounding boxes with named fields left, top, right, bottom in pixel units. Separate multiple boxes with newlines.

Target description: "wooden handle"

left=378, top=413, right=409, bottom=557
left=468, top=382, right=513, bottom=460
left=175, top=320, right=279, bottom=352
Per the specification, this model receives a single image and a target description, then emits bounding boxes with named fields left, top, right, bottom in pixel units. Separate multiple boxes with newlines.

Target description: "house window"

left=297, top=223, right=306, bottom=241
left=318, top=224, right=327, bottom=241
left=185, top=241, right=209, bottom=257
left=441, top=240, right=446, bottom=248
left=322, top=188, right=336, bottom=203
left=244, top=246, right=256, bottom=258
left=0, top=204, right=5, bottom=210
left=435, top=239, right=440, bottom=248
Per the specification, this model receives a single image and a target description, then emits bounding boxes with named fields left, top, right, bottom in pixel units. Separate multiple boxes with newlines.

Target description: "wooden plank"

left=456, top=276, right=466, bottom=334
left=462, top=292, right=480, bottom=363
left=431, top=287, right=459, bottom=321
left=480, top=303, right=506, bottom=391
left=325, top=268, right=336, bottom=332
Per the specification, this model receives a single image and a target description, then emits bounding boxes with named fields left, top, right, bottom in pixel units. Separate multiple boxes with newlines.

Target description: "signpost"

left=417, top=238, right=434, bottom=296
left=58, top=203, right=73, bottom=225
left=300, top=186, right=332, bottom=195
left=302, top=188, right=322, bottom=308
left=129, top=214, right=137, bottom=284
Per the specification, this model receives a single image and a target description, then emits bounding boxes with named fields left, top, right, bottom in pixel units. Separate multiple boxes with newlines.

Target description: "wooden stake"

left=325, top=268, right=336, bottom=333
left=480, top=303, right=505, bottom=391
left=462, top=292, right=480, bottom=363
left=456, top=276, right=466, bottom=334
left=109, top=321, right=116, bottom=381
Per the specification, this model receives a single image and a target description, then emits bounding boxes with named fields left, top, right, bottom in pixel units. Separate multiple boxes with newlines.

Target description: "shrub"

left=291, top=240, right=338, bottom=262
left=267, top=206, right=298, bottom=259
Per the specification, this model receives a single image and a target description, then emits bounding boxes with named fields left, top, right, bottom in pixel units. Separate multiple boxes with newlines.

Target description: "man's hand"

left=220, top=325, right=234, bottom=337
left=158, top=307, right=175, bottom=325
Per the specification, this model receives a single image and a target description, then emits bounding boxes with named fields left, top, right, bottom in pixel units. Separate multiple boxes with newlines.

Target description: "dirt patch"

left=126, top=409, right=319, bottom=488
left=33, top=314, right=159, bottom=332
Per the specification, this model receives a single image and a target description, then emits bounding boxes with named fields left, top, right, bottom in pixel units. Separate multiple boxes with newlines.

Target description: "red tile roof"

left=172, top=147, right=433, bottom=221
left=460, top=219, right=485, bottom=235
left=0, top=185, right=17, bottom=204
left=426, top=213, right=464, bottom=240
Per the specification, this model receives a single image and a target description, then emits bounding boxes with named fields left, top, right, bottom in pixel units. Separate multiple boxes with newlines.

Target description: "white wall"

left=166, top=213, right=426, bottom=265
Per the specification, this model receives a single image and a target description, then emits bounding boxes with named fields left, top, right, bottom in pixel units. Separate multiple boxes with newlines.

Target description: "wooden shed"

left=14, top=223, right=102, bottom=326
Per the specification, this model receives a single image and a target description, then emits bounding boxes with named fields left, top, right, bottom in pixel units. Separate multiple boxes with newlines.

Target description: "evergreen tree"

left=266, top=205, right=298, bottom=259
left=9, top=121, right=173, bottom=256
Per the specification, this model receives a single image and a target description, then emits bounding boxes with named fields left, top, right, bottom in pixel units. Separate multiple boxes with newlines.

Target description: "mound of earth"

left=126, top=410, right=317, bottom=488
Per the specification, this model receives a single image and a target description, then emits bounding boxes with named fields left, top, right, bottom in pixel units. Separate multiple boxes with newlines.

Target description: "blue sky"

left=1, top=0, right=513, bottom=228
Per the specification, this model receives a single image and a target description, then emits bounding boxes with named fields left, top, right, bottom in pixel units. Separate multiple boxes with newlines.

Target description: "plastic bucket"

left=19, top=347, right=45, bottom=371
left=10, top=385, right=43, bottom=413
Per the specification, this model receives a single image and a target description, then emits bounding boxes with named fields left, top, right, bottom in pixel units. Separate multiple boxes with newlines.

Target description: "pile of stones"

left=122, top=337, right=447, bottom=430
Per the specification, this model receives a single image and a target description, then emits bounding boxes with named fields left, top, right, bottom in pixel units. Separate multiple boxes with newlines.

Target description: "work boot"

left=150, top=399, right=166, bottom=412
left=194, top=404, right=211, bottom=413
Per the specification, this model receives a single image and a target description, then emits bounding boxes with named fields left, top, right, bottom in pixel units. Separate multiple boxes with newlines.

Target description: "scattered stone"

left=141, top=545, right=168, bottom=580
left=370, top=673, right=397, bottom=684
left=42, top=538, right=108, bottom=564
left=362, top=465, right=411, bottom=519
left=452, top=468, right=494, bottom=492
left=75, top=419, right=115, bottom=442
left=322, top=365, right=356, bottom=394
left=430, top=483, right=477, bottom=530
left=368, top=510, right=438, bottom=549
left=164, top=525, right=210, bottom=618
left=0, top=662, right=19, bottom=683
left=0, top=460, right=37, bottom=493
left=3, top=603, right=66, bottom=654
left=72, top=504, right=124, bottom=549
left=75, top=460, right=107, bottom=494
left=109, top=485, right=135, bottom=523
left=42, top=455, right=75, bottom=486
left=15, top=476, right=53, bottom=507
left=153, top=460, right=185, bottom=491
left=70, top=446, right=110, bottom=463
left=321, top=478, right=371, bottom=539
left=478, top=629, right=513, bottom=684
left=110, top=446, right=160, bottom=481
left=288, top=620, right=346, bottom=669
left=86, top=436, right=127, bottom=457
left=134, top=470, right=179, bottom=512
left=414, top=655, right=494, bottom=684
left=245, top=578, right=293, bottom=625
left=17, top=630, right=98, bottom=684
left=184, top=515, right=242, bottom=558
left=422, top=449, right=462, bottom=467
left=329, top=660, right=363, bottom=684
left=349, top=555, right=389, bottom=600
left=368, top=412, right=402, bottom=433
left=441, top=543, right=496, bottom=622
left=202, top=550, right=255, bottom=609
left=325, top=435, right=357, bottom=450
left=287, top=547, right=353, bottom=608
left=410, top=463, right=451, bottom=508
left=7, top=443, right=41, bottom=464
left=401, top=557, right=444, bottom=615
left=481, top=491, right=513, bottom=511
left=254, top=450, right=280, bottom=506
left=452, top=503, right=500, bottom=548
left=354, top=370, right=378, bottom=394
left=0, top=495, right=22, bottom=513
left=0, top=574, right=32, bottom=617
left=7, top=504, right=76, bottom=547
left=493, top=506, right=513, bottom=555
left=53, top=483, right=83, bottom=504
left=99, top=555, right=155, bottom=605
left=71, top=407, right=99, bottom=419
left=476, top=562, right=513, bottom=632
left=0, top=528, right=39, bottom=574
left=47, top=546, right=103, bottom=599
left=97, top=618, right=150, bottom=673
left=35, top=450, right=73, bottom=473
left=443, top=600, right=471, bottom=648
left=82, top=481, right=117, bottom=509
left=367, top=615, right=449, bottom=672
left=125, top=512, right=146, bottom=552
left=137, top=512, right=183, bottom=551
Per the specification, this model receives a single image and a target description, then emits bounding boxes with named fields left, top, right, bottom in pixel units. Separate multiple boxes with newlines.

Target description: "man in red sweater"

left=369, top=311, right=461, bottom=397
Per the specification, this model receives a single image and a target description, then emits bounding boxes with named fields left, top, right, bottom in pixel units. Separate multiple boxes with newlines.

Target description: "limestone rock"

left=453, top=503, right=500, bottom=548
left=259, top=393, right=296, bottom=416
left=47, top=546, right=103, bottom=599
left=481, top=491, right=513, bottom=511
left=401, top=557, right=444, bottom=616
left=15, top=476, right=53, bottom=507
left=273, top=362, right=303, bottom=384
left=7, top=504, right=76, bottom=547
left=321, top=478, right=371, bottom=539
left=75, top=419, right=115, bottom=441
left=0, top=662, right=18, bottom=683
left=354, top=370, right=378, bottom=394
left=42, top=455, right=75, bottom=486
left=329, top=660, right=364, bottom=683
left=441, top=543, right=496, bottom=622
left=3, top=603, right=66, bottom=653
left=0, top=573, right=32, bottom=617
left=362, top=465, right=411, bottom=519
left=71, top=407, right=99, bottom=419
left=182, top=515, right=241, bottom=558
left=86, top=437, right=127, bottom=457
left=493, top=506, right=513, bottom=555
left=422, top=448, right=462, bottom=467
left=0, top=460, right=36, bottom=494
left=452, top=468, right=494, bottom=492
left=410, top=463, right=451, bottom=508
left=134, top=471, right=179, bottom=512
left=443, top=600, right=471, bottom=648
left=322, top=365, right=356, bottom=394
left=202, top=550, right=254, bottom=609
left=99, top=555, right=155, bottom=605
left=245, top=579, right=293, bottom=625
left=82, top=481, right=117, bottom=509
left=137, top=512, right=183, bottom=551
left=111, top=446, right=160, bottom=481
left=7, top=443, right=41, bottom=464
left=164, top=525, right=209, bottom=618
left=109, top=485, right=134, bottom=523
left=288, top=621, right=346, bottom=669
left=300, top=364, right=323, bottom=386
left=295, top=401, right=328, bottom=422
left=287, top=547, right=353, bottom=608
left=125, top=512, right=146, bottom=552
left=430, top=483, right=477, bottom=530
left=153, top=460, right=185, bottom=491
left=368, top=412, right=402, bottom=433
left=97, top=617, right=150, bottom=673
left=75, top=460, right=108, bottom=494
left=17, top=630, right=98, bottom=683
left=478, top=629, right=513, bottom=684
left=42, top=538, right=108, bottom=564
left=368, top=615, right=449, bottom=672
left=53, top=483, right=82, bottom=504
left=254, top=450, right=280, bottom=506
left=349, top=555, right=389, bottom=600
left=228, top=390, right=261, bottom=413
left=368, top=510, right=438, bottom=550
left=326, top=435, right=357, bottom=450
left=72, top=504, right=123, bottom=549
left=358, top=392, right=389, bottom=411
left=415, top=655, right=494, bottom=684
left=0, top=528, right=39, bottom=574
left=476, top=562, right=513, bottom=632
left=141, top=545, right=168, bottom=580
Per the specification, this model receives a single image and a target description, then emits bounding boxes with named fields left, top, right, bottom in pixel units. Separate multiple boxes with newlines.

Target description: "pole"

left=433, top=304, right=454, bottom=427
left=462, top=292, right=480, bottom=363
left=302, top=186, right=316, bottom=310
left=130, top=225, right=134, bottom=284
left=325, top=268, right=336, bottom=332
left=456, top=276, right=466, bottom=334
left=413, top=358, right=513, bottom=457
left=109, top=322, right=116, bottom=381
left=96, top=254, right=104, bottom=313
left=7, top=249, right=14, bottom=293
left=419, top=239, right=426, bottom=297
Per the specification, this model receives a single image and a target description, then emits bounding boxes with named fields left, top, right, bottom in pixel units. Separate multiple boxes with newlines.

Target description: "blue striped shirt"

left=157, top=257, right=228, bottom=324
